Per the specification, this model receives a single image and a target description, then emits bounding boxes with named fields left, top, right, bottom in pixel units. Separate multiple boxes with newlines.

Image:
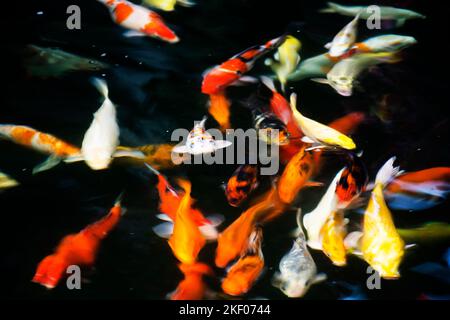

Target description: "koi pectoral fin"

left=113, top=150, right=146, bottom=159
left=32, top=155, right=62, bottom=175
left=153, top=222, right=174, bottom=239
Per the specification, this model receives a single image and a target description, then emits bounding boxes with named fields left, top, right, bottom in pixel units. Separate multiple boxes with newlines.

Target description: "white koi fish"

left=325, top=13, right=360, bottom=57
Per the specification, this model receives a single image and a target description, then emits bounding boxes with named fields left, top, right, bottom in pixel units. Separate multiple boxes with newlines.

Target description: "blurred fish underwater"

left=0, top=0, right=449, bottom=300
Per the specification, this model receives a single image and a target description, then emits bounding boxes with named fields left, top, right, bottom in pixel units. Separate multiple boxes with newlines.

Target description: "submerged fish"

left=266, top=35, right=302, bottom=91
left=353, top=35, right=417, bottom=54
left=221, top=227, right=264, bottom=296
left=24, top=45, right=108, bottom=78
left=361, top=157, right=405, bottom=279
left=97, top=0, right=179, bottom=43
left=116, top=143, right=184, bottom=170
left=172, top=117, right=232, bottom=155
left=0, top=171, right=19, bottom=190
left=287, top=53, right=338, bottom=82
left=273, top=209, right=326, bottom=298
left=385, top=167, right=450, bottom=211
left=320, top=210, right=347, bottom=266
left=398, top=222, right=450, bottom=244
left=253, top=111, right=290, bottom=146
left=32, top=195, right=124, bottom=289
left=289, top=93, right=356, bottom=150
left=225, top=165, right=259, bottom=207
left=168, top=263, right=212, bottom=300
left=143, top=0, right=194, bottom=12
left=313, top=52, right=401, bottom=96
left=320, top=2, right=426, bottom=27
left=168, top=179, right=206, bottom=264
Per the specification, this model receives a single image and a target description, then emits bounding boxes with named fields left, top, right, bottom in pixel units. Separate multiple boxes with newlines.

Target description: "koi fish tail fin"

left=260, top=75, right=277, bottom=92
left=177, top=0, right=195, bottom=7
left=289, top=92, right=301, bottom=116
left=319, top=2, right=339, bottom=13
left=290, top=208, right=305, bottom=238
left=114, top=191, right=125, bottom=207
left=145, top=162, right=162, bottom=177
left=375, top=157, right=403, bottom=188
left=32, top=155, right=62, bottom=175
left=91, top=77, right=109, bottom=101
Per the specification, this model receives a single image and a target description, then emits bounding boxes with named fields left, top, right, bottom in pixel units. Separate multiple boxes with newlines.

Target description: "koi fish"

left=265, top=35, right=302, bottom=91
left=352, top=35, right=417, bottom=54
left=325, top=13, right=360, bottom=58
left=398, top=222, right=450, bottom=245
left=65, top=78, right=145, bottom=170
left=320, top=2, right=426, bottom=28
left=225, top=165, right=259, bottom=207
left=143, top=0, right=194, bottom=12
left=215, top=188, right=282, bottom=268
left=361, top=157, right=405, bottom=279
left=384, top=167, right=450, bottom=211
left=260, top=76, right=304, bottom=161
left=253, top=111, right=290, bottom=146
left=320, top=210, right=347, bottom=266
left=0, top=171, right=19, bottom=190
left=32, top=195, right=124, bottom=289
left=289, top=93, right=356, bottom=150
left=172, top=117, right=232, bottom=155
left=302, top=168, right=344, bottom=250
left=146, top=164, right=222, bottom=240
left=287, top=53, right=339, bottom=82
left=168, top=179, right=206, bottom=264
left=273, top=209, right=326, bottom=298
left=336, top=152, right=368, bottom=209
left=97, top=0, right=179, bottom=43
left=24, top=45, right=109, bottom=78
left=312, top=52, right=401, bottom=96
left=277, top=146, right=317, bottom=204
left=0, top=124, right=81, bottom=173
left=221, top=227, right=264, bottom=296
left=202, top=37, right=283, bottom=130
left=168, top=263, right=213, bottom=300
left=202, top=36, right=284, bottom=95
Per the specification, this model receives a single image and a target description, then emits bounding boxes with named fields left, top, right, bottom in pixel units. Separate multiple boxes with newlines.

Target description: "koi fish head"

left=201, top=61, right=246, bottom=94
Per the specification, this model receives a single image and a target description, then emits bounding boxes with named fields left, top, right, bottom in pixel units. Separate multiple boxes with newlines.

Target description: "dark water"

left=0, top=0, right=449, bottom=299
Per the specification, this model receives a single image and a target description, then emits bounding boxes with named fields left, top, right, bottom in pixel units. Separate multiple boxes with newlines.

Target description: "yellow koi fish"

left=320, top=210, right=347, bottom=266
left=289, top=93, right=356, bottom=150
left=361, top=157, right=405, bottom=279
left=142, top=0, right=194, bottom=12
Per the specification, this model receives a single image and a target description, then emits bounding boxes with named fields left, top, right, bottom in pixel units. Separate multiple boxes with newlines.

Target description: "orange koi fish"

left=0, top=124, right=81, bottom=173
left=32, top=196, right=124, bottom=289
left=225, top=164, right=259, bottom=207
left=221, top=227, right=264, bottom=296
left=336, top=152, right=368, bottom=209
left=169, top=263, right=213, bottom=300
left=168, top=179, right=206, bottom=264
left=277, top=146, right=317, bottom=204
left=116, top=143, right=185, bottom=170
left=260, top=76, right=304, bottom=162
left=216, top=188, right=283, bottom=268
left=385, top=167, right=450, bottom=211
left=320, top=210, right=347, bottom=266
left=202, top=37, right=283, bottom=129
left=145, top=164, right=221, bottom=240
left=0, top=125, right=80, bottom=158
left=97, top=0, right=179, bottom=43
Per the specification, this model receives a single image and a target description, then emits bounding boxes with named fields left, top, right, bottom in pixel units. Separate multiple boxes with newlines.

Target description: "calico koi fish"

left=225, top=165, right=259, bottom=207
left=336, top=152, right=368, bottom=209
left=221, top=227, right=264, bottom=296
left=32, top=195, right=124, bottom=289
left=202, top=37, right=283, bottom=129
left=172, top=117, right=232, bottom=155
left=97, top=0, right=179, bottom=43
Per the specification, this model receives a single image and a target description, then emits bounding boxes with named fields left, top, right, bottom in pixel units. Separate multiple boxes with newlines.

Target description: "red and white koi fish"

left=97, top=0, right=179, bottom=43
left=325, top=12, right=360, bottom=58
left=202, top=36, right=283, bottom=129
